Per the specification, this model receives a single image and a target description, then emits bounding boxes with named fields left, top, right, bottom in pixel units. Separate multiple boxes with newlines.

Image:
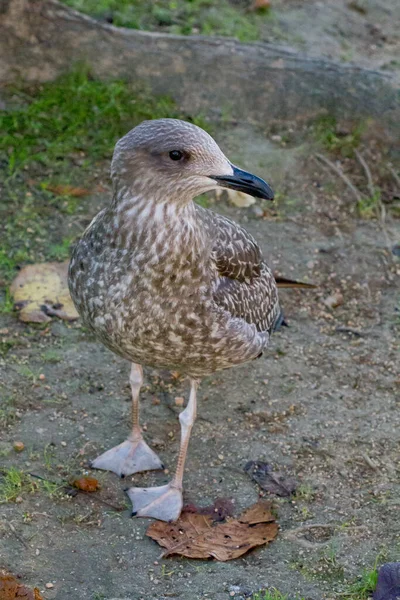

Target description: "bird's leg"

left=91, top=363, right=164, bottom=477
left=127, top=378, right=198, bottom=522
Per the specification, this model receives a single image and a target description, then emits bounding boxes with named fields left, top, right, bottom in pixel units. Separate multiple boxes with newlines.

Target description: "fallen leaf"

left=184, top=497, right=235, bottom=522
left=373, top=562, right=400, bottom=600
left=13, top=441, right=25, bottom=453
left=10, top=261, right=79, bottom=323
left=244, top=461, right=297, bottom=497
left=146, top=500, right=278, bottom=561
left=250, top=0, right=271, bottom=10
left=0, top=571, right=43, bottom=600
left=73, top=476, right=100, bottom=492
left=46, top=184, right=91, bottom=197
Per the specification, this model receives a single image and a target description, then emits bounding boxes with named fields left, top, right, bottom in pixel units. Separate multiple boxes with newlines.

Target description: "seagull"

left=68, top=119, right=280, bottom=522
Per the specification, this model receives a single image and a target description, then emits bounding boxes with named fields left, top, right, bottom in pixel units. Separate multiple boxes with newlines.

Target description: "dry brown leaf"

left=72, top=476, right=100, bottom=492
left=146, top=500, right=278, bottom=561
left=0, top=571, right=43, bottom=600
left=238, top=500, right=276, bottom=524
left=244, top=461, right=297, bottom=497
left=46, top=184, right=91, bottom=197
left=10, top=261, right=79, bottom=323
left=184, top=497, right=235, bottom=522
left=250, top=0, right=271, bottom=10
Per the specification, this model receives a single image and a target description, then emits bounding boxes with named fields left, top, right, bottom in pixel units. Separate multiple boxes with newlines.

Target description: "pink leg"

left=127, top=378, right=199, bottom=521
left=91, top=363, right=164, bottom=477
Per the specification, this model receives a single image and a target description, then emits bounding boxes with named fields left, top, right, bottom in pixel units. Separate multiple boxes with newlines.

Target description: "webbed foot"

left=127, top=482, right=183, bottom=521
left=91, top=438, right=164, bottom=477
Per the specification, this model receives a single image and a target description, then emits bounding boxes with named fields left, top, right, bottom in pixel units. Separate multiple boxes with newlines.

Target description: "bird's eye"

left=169, top=150, right=184, bottom=161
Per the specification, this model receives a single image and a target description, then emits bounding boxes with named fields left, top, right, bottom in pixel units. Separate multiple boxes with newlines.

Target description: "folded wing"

left=196, top=205, right=281, bottom=334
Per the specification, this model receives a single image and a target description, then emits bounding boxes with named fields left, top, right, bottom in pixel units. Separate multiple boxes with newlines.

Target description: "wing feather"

left=196, top=205, right=280, bottom=333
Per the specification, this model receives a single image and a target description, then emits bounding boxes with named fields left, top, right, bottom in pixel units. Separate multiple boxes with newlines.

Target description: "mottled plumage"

left=68, top=119, right=279, bottom=521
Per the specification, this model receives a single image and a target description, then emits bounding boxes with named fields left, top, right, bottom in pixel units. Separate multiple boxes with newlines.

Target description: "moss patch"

left=0, top=67, right=208, bottom=306
left=61, top=0, right=273, bottom=41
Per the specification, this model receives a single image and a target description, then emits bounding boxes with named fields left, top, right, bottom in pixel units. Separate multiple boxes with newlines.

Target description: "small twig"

left=29, top=472, right=124, bottom=511
left=388, top=164, right=400, bottom=189
left=335, top=326, right=366, bottom=337
left=28, top=472, right=58, bottom=484
left=354, top=151, right=391, bottom=244
left=314, top=153, right=364, bottom=204
left=8, top=522, right=29, bottom=548
left=355, top=150, right=375, bottom=197
left=84, top=494, right=125, bottom=512
left=362, top=453, right=379, bottom=471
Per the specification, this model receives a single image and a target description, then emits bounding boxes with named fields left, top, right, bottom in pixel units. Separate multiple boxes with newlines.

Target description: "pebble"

left=39, top=373, right=46, bottom=381
left=61, top=441, right=67, bottom=447
left=45, top=583, right=54, bottom=589
left=323, top=292, right=344, bottom=309
left=13, top=441, right=25, bottom=453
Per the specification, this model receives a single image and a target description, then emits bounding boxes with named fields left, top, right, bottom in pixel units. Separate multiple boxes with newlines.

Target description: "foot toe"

left=91, top=438, right=164, bottom=476
left=127, top=483, right=183, bottom=522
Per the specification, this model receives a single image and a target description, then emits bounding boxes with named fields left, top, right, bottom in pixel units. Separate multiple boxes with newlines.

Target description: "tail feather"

left=275, top=276, right=316, bottom=289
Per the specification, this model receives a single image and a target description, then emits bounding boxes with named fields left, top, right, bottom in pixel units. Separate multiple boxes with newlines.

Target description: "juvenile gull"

left=68, top=119, right=279, bottom=522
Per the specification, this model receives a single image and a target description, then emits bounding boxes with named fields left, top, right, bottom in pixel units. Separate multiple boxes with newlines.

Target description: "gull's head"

left=111, top=118, right=274, bottom=204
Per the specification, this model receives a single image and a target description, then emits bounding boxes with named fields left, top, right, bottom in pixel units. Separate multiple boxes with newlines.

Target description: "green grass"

left=340, top=552, right=385, bottom=599
left=61, top=0, right=272, bottom=41
left=294, top=483, right=316, bottom=502
left=0, top=467, right=36, bottom=503
left=341, top=568, right=378, bottom=599
left=357, top=188, right=382, bottom=219
left=0, top=66, right=180, bottom=175
left=252, top=590, right=305, bottom=600
left=0, top=397, right=18, bottom=428
left=314, top=115, right=364, bottom=158
left=0, top=66, right=208, bottom=291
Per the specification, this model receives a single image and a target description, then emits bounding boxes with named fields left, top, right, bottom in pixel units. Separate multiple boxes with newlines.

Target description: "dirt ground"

left=1, top=115, right=399, bottom=599
left=1, top=0, right=400, bottom=595
left=260, top=0, right=400, bottom=76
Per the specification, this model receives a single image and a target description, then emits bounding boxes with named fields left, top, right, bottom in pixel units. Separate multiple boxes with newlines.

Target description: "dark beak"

left=210, top=165, right=274, bottom=200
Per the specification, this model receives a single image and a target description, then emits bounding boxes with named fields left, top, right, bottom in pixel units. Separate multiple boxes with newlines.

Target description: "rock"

left=323, top=292, right=344, bottom=309
left=0, top=0, right=398, bottom=141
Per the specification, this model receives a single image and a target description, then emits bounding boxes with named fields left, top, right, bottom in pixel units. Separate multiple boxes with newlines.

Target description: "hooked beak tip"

left=210, top=166, right=274, bottom=201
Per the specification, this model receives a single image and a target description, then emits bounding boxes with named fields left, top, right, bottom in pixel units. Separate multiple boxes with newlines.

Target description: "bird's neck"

left=111, top=193, right=205, bottom=253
